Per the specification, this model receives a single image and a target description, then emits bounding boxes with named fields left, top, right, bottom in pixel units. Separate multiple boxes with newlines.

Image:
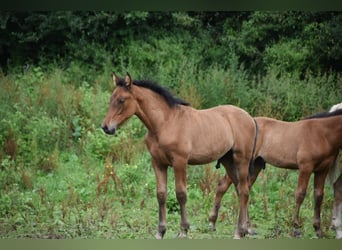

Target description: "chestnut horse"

left=209, top=108, right=342, bottom=238
left=101, top=72, right=258, bottom=239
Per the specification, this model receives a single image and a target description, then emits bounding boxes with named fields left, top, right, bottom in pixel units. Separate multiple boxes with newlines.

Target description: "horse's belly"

left=265, top=154, right=298, bottom=169
left=188, top=157, right=218, bottom=165
left=190, top=136, right=233, bottom=164
left=187, top=145, right=231, bottom=165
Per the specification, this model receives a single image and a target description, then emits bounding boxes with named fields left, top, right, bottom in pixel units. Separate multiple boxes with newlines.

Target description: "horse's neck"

left=133, top=86, right=174, bottom=133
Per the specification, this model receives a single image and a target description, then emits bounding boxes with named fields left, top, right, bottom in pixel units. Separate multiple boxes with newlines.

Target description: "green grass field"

left=0, top=151, right=337, bottom=239
left=0, top=66, right=340, bottom=239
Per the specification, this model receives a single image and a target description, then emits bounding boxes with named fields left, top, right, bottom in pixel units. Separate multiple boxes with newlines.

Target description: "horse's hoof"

left=209, top=222, right=216, bottom=232
left=177, top=232, right=187, bottom=238
left=336, top=230, right=342, bottom=239
left=247, top=228, right=257, bottom=235
left=233, top=230, right=245, bottom=239
left=233, top=234, right=241, bottom=239
left=315, top=230, right=324, bottom=238
left=293, top=229, right=302, bottom=238
left=155, top=233, right=163, bottom=239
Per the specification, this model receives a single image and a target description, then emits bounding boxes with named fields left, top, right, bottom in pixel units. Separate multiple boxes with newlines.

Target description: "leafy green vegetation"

left=0, top=11, right=341, bottom=239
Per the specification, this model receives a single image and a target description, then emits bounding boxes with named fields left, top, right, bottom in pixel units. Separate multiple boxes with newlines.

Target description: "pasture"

left=0, top=66, right=340, bottom=239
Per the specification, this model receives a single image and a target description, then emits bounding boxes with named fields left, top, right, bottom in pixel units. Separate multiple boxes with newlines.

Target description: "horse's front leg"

left=332, top=174, right=342, bottom=239
left=152, top=159, right=168, bottom=239
left=209, top=174, right=233, bottom=231
left=173, top=157, right=190, bottom=238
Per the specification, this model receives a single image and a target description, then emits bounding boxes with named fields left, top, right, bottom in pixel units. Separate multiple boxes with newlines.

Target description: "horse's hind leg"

left=224, top=152, right=251, bottom=239
left=245, top=158, right=265, bottom=235
left=217, top=152, right=249, bottom=239
left=209, top=158, right=264, bottom=233
left=209, top=174, right=233, bottom=231
left=312, top=169, right=329, bottom=237
left=293, top=169, right=311, bottom=237
left=332, top=174, right=342, bottom=239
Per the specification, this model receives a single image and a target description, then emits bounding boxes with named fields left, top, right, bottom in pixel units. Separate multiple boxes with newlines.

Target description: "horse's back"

left=254, top=116, right=340, bottom=169
left=176, top=104, right=255, bottom=165
left=253, top=117, right=298, bottom=167
left=181, top=104, right=253, bottom=129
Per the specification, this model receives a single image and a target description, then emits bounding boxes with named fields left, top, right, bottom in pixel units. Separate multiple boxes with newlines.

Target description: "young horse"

left=209, top=108, right=342, bottom=238
left=329, top=102, right=342, bottom=239
left=102, top=72, right=258, bottom=239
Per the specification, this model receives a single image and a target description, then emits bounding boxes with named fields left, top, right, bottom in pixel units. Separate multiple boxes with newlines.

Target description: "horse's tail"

left=327, top=156, right=341, bottom=186
left=215, top=118, right=259, bottom=175
left=248, top=118, right=259, bottom=176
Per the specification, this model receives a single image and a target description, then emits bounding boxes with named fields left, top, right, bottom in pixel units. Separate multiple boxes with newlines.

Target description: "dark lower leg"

left=209, top=175, right=232, bottom=230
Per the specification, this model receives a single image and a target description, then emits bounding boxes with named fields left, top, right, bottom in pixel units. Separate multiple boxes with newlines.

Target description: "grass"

left=0, top=151, right=337, bottom=239
left=0, top=65, right=340, bottom=239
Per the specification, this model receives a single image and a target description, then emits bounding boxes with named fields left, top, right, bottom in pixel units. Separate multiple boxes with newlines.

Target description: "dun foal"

left=102, top=73, right=258, bottom=239
left=210, top=108, right=342, bottom=238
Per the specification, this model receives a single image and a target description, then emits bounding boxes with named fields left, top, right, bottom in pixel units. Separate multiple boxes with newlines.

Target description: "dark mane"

left=304, top=109, right=342, bottom=120
left=117, top=77, right=190, bottom=107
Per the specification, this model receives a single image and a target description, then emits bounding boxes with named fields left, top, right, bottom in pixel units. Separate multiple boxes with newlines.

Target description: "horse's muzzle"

left=101, top=124, right=116, bottom=135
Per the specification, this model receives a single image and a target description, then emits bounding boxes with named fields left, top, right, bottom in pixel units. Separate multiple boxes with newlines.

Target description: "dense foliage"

left=0, top=11, right=341, bottom=239
left=1, top=11, right=342, bottom=75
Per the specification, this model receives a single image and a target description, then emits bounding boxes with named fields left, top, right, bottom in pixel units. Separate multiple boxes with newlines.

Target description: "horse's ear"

left=113, top=72, right=119, bottom=87
left=125, top=72, right=132, bottom=89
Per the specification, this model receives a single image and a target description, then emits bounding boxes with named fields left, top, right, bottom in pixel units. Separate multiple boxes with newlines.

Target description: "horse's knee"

left=217, top=176, right=229, bottom=190
left=157, top=191, right=166, bottom=205
left=237, top=182, right=250, bottom=200
left=176, top=190, right=187, bottom=204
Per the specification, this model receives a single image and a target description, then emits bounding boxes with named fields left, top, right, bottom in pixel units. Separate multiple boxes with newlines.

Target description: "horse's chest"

left=145, top=136, right=177, bottom=165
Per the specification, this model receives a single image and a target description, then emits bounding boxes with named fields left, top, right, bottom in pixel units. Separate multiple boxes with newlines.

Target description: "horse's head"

left=101, top=72, right=137, bottom=135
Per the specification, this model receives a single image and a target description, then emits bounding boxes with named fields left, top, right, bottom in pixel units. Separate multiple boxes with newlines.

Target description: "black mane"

left=117, top=78, right=190, bottom=107
left=304, top=108, right=342, bottom=120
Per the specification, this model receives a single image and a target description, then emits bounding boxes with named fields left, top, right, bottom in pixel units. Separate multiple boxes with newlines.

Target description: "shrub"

left=263, top=39, right=310, bottom=77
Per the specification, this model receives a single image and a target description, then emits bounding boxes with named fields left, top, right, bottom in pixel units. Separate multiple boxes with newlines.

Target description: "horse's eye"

left=118, top=97, right=125, bottom=104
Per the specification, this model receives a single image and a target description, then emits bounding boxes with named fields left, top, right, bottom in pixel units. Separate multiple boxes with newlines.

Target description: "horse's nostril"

left=102, top=125, right=108, bottom=132
left=101, top=124, right=115, bottom=135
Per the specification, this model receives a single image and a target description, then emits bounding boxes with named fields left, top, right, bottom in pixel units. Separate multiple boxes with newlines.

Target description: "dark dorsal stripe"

left=304, top=108, right=342, bottom=120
